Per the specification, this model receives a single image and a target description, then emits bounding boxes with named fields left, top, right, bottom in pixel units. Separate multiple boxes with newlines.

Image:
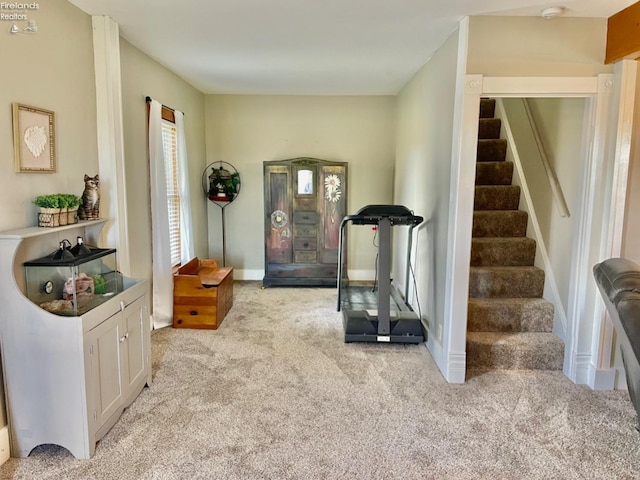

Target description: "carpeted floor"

left=1, top=282, right=639, bottom=479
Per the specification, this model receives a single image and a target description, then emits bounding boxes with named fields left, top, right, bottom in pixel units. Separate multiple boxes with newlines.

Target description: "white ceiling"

left=68, top=0, right=634, bottom=95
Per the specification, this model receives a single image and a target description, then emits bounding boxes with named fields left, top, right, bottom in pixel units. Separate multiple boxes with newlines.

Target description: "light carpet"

left=1, top=282, right=639, bottom=479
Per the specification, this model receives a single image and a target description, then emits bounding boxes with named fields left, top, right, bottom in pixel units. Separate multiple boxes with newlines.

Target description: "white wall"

left=119, top=39, right=208, bottom=279
left=204, top=95, right=396, bottom=279
left=394, top=29, right=460, bottom=354
left=467, top=16, right=613, bottom=77
left=501, top=98, right=585, bottom=319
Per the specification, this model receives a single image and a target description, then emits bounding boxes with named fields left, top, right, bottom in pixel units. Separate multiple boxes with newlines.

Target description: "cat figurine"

left=78, top=174, right=100, bottom=220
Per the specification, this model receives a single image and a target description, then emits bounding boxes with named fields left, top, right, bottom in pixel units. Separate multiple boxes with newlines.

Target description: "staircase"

left=466, top=98, right=564, bottom=371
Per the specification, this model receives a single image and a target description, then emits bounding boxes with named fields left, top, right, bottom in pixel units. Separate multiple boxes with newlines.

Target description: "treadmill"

left=337, top=205, right=425, bottom=344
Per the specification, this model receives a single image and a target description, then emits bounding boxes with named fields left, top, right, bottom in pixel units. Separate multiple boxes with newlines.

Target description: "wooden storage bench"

left=173, top=258, right=233, bottom=329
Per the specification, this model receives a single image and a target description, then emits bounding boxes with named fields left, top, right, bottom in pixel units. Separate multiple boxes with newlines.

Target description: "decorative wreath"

left=271, top=210, right=288, bottom=228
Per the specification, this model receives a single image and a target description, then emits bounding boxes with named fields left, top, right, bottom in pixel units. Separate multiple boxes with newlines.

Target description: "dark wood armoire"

left=263, top=157, right=347, bottom=287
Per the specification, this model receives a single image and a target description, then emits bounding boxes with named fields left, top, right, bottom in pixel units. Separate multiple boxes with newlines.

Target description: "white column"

left=91, top=16, right=131, bottom=276
left=588, top=61, right=638, bottom=390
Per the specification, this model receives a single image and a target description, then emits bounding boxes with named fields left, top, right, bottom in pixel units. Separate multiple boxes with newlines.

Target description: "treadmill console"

left=345, top=204, right=423, bottom=226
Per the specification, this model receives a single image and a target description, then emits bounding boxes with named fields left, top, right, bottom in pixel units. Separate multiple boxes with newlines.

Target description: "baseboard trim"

left=567, top=353, right=592, bottom=386
left=588, top=364, right=616, bottom=391
left=426, top=336, right=466, bottom=384
left=0, top=425, right=10, bottom=464
left=447, top=352, right=467, bottom=384
left=235, top=269, right=263, bottom=281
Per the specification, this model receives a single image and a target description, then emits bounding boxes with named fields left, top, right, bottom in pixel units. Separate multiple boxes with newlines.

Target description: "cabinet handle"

left=190, top=310, right=197, bottom=315
left=303, top=242, right=309, bottom=248
left=120, top=332, right=129, bottom=343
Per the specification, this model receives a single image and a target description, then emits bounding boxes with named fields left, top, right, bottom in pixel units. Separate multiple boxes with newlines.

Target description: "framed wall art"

left=12, top=103, right=56, bottom=173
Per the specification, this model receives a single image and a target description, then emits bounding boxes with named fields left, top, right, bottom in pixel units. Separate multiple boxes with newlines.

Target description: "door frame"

left=442, top=72, right=631, bottom=387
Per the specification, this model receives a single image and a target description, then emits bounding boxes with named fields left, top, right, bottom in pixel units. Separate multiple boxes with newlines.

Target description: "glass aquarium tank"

left=24, top=242, right=123, bottom=316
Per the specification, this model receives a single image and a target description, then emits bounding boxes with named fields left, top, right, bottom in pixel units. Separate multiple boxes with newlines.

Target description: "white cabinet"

left=88, top=295, right=148, bottom=440
left=0, top=220, right=152, bottom=459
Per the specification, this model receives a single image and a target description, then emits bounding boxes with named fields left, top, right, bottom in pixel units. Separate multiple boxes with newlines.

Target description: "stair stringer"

left=493, top=99, right=568, bottom=340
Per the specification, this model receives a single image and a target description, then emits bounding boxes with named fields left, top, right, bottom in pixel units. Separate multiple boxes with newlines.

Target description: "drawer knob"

left=303, top=242, right=309, bottom=248
left=190, top=310, right=197, bottom=315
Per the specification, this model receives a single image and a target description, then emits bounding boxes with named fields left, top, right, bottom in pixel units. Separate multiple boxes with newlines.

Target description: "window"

left=161, top=119, right=181, bottom=267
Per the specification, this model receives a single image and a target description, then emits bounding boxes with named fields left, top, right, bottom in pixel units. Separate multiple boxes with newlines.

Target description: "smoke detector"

left=541, top=6, right=565, bottom=19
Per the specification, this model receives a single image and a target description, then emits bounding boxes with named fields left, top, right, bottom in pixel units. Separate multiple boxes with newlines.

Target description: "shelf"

left=0, top=219, right=107, bottom=240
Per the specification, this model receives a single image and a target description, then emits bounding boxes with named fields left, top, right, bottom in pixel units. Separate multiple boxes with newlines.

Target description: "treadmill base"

left=343, top=310, right=425, bottom=344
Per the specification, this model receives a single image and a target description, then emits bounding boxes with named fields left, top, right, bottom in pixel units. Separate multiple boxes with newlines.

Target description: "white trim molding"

left=452, top=73, right=620, bottom=389
left=91, top=16, right=131, bottom=276
left=440, top=19, right=473, bottom=384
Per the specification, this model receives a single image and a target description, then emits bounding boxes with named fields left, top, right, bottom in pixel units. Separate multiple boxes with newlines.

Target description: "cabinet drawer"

left=173, top=305, right=218, bottom=329
left=294, top=237, right=317, bottom=250
left=294, top=197, right=316, bottom=210
left=293, top=224, right=317, bottom=237
left=267, top=264, right=337, bottom=278
left=293, top=211, right=317, bottom=224
left=266, top=247, right=292, bottom=264
left=294, top=251, right=317, bottom=263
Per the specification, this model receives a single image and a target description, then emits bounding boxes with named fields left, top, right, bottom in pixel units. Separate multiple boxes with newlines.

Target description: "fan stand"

left=202, top=161, right=241, bottom=267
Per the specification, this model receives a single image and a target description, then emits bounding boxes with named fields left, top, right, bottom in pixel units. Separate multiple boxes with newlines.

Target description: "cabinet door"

left=264, top=165, right=292, bottom=264
left=122, top=296, right=147, bottom=397
left=319, top=165, right=347, bottom=264
left=90, top=311, right=124, bottom=431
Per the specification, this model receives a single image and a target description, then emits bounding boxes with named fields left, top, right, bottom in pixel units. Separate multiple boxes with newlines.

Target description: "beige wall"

left=119, top=39, right=208, bottom=279
left=467, top=16, right=613, bottom=77
left=394, top=29, right=460, bottom=344
left=204, top=95, right=396, bottom=278
left=0, top=0, right=98, bottom=232
left=0, top=0, right=98, bottom=430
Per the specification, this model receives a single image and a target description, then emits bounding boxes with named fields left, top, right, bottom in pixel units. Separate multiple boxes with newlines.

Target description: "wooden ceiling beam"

left=606, top=1, right=640, bottom=64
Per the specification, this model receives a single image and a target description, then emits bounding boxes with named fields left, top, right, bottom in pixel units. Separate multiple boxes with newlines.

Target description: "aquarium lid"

left=24, top=247, right=117, bottom=267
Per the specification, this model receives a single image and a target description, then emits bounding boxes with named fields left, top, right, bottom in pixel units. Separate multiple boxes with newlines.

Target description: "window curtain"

left=148, top=99, right=173, bottom=329
left=175, top=110, right=195, bottom=264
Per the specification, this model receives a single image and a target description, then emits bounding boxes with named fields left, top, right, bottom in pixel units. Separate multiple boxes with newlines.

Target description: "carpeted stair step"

left=474, top=185, right=520, bottom=210
left=472, top=210, right=528, bottom=237
left=469, top=266, right=545, bottom=298
left=467, top=298, right=554, bottom=332
left=477, top=139, right=507, bottom=162
left=466, top=332, right=564, bottom=370
left=470, top=237, right=536, bottom=266
left=479, top=98, right=496, bottom=119
left=478, top=118, right=501, bottom=139
left=475, top=161, right=514, bottom=186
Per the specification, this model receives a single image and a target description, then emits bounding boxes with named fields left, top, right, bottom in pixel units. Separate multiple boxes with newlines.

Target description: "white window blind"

left=161, top=121, right=181, bottom=267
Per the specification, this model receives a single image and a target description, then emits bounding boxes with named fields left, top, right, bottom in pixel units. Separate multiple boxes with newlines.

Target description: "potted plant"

left=63, top=194, right=81, bottom=224
left=33, top=194, right=61, bottom=227
left=57, top=193, right=70, bottom=226
left=208, top=167, right=240, bottom=201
